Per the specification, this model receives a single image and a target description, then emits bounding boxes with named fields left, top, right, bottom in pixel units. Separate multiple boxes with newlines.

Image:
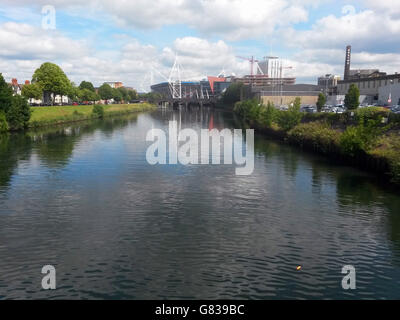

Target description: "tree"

left=277, top=97, right=303, bottom=131
left=6, top=95, right=31, bottom=130
left=79, top=81, right=95, bottom=92
left=0, top=111, right=8, bottom=133
left=22, top=83, right=43, bottom=100
left=98, top=83, right=113, bottom=102
left=222, top=83, right=243, bottom=105
left=317, top=93, right=326, bottom=112
left=32, top=62, right=72, bottom=105
left=80, top=89, right=99, bottom=104
left=0, top=73, right=13, bottom=114
left=127, top=89, right=137, bottom=101
left=345, top=84, right=360, bottom=110
left=112, top=88, right=123, bottom=103
left=116, top=87, right=128, bottom=102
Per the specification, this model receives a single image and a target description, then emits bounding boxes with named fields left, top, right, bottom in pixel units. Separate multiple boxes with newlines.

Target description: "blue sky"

left=0, top=0, right=399, bottom=90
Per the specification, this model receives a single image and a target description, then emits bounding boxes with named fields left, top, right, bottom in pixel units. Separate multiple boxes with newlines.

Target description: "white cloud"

left=0, top=21, right=247, bottom=90
left=0, top=0, right=314, bottom=40
left=0, top=22, right=88, bottom=60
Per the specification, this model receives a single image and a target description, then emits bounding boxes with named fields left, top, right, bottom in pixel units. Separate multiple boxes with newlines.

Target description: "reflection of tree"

left=0, top=133, right=33, bottom=189
left=336, top=173, right=380, bottom=207
left=336, top=172, right=400, bottom=261
left=311, top=163, right=322, bottom=195
left=35, top=130, right=77, bottom=168
left=384, top=196, right=400, bottom=257
left=0, top=113, right=140, bottom=190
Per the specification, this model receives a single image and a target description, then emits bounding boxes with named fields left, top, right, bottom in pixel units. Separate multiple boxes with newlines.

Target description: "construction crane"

left=236, top=56, right=259, bottom=77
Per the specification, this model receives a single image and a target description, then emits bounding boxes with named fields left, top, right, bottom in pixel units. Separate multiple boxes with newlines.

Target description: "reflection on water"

left=0, top=107, right=399, bottom=299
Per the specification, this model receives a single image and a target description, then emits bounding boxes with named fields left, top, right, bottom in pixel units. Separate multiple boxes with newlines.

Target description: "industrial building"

left=254, top=84, right=322, bottom=106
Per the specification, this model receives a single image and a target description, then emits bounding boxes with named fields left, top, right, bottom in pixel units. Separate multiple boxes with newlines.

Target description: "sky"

left=0, top=0, right=400, bottom=91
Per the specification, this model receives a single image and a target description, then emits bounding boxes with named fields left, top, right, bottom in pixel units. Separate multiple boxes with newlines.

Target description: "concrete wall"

left=327, top=95, right=374, bottom=106
left=379, top=83, right=400, bottom=106
left=261, top=95, right=318, bottom=106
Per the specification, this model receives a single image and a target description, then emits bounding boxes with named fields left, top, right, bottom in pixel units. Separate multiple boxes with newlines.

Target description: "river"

left=0, top=107, right=399, bottom=299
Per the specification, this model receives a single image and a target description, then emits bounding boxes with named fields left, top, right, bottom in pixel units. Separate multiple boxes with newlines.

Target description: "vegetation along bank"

left=234, top=97, right=400, bottom=184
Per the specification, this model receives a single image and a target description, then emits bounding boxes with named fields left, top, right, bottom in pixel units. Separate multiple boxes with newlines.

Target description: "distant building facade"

left=254, top=84, right=323, bottom=106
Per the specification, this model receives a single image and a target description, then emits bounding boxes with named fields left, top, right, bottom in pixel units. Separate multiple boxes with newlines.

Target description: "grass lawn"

left=29, top=103, right=156, bottom=127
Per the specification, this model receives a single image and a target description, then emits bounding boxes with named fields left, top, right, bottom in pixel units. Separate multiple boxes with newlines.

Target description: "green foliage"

left=317, top=93, right=326, bottom=112
left=344, top=84, right=360, bottom=110
left=22, top=83, right=43, bottom=100
left=141, top=92, right=162, bottom=103
left=6, top=95, right=31, bottom=130
left=112, top=88, right=123, bottom=102
left=80, top=88, right=99, bottom=102
left=79, top=81, right=95, bottom=92
left=259, top=101, right=278, bottom=127
left=234, top=99, right=263, bottom=122
left=0, top=111, right=9, bottom=133
left=0, top=73, right=13, bottom=114
left=92, top=104, right=104, bottom=118
left=339, top=116, right=382, bottom=156
left=222, top=82, right=243, bottom=105
left=98, top=83, right=113, bottom=101
left=32, top=62, right=72, bottom=105
left=276, top=98, right=303, bottom=131
left=288, top=122, right=340, bottom=154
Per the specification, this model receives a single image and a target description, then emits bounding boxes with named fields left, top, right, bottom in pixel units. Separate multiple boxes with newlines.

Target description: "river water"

left=0, top=107, right=399, bottom=300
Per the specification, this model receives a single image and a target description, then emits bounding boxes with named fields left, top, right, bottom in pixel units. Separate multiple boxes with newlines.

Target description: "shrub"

left=6, top=95, right=31, bottom=130
left=288, top=122, right=340, bottom=154
left=276, top=98, right=303, bottom=131
left=92, top=105, right=104, bottom=118
left=0, top=111, right=9, bottom=132
left=259, top=101, right=278, bottom=127
left=234, top=99, right=262, bottom=122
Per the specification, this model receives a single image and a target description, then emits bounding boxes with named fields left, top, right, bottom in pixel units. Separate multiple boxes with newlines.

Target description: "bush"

left=276, top=98, right=303, bottom=131
left=0, top=111, right=9, bottom=132
left=259, top=102, right=278, bottom=127
left=288, top=122, right=340, bottom=154
left=234, top=99, right=262, bottom=122
left=92, top=104, right=104, bottom=118
left=339, top=119, right=382, bottom=156
left=6, top=95, right=31, bottom=130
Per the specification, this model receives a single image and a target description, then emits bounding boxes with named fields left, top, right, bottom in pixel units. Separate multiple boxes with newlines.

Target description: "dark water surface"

left=0, top=107, right=399, bottom=299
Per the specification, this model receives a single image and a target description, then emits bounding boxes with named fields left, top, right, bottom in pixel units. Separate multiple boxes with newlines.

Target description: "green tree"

left=80, top=89, right=99, bottom=104
left=317, top=92, right=326, bottom=112
left=222, top=82, right=243, bottom=105
left=127, top=89, right=137, bottom=101
left=0, top=73, right=13, bottom=114
left=116, top=87, right=129, bottom=102
left=0, top=111, right=8, bottom=133
left=98, top=83, right=113, bottom=102
left=22, top=83, right=43, bottom=100
left=344, top=84, right=360, bottom=110
left=277, top=97, right=303, bottom=131
left=32, top=62, right=72, bottom=106
left=79, top=81, right=95, bottom=92
left=112, top=88, right=123, bottom=103
left=6, top=95, right=31, bottom=130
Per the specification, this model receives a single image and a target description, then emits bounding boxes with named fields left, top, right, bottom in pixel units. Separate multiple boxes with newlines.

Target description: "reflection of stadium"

left=150, top=76, right=231, bottom=100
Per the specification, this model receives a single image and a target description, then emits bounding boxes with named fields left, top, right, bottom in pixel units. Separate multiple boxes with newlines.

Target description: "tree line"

left=22, top=62, right=137, bottom=105
left=1, top=62, right=139, bottom=132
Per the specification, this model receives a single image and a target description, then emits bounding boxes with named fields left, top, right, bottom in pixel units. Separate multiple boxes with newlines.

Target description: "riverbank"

left=28, top=103, right=157, bottom=128
left=234, top=99, right=400, bottom=184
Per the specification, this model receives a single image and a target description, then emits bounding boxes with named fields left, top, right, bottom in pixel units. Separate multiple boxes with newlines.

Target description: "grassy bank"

left=234, top=99, right=400, bottom=184
left=29, top=103, right=157, bottom=128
